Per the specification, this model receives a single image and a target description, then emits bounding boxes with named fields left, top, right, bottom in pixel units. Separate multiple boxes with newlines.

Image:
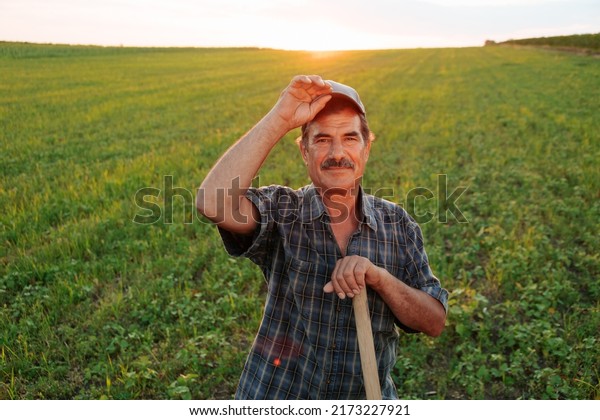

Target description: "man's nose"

left=328, top=139, right=345, bottom=159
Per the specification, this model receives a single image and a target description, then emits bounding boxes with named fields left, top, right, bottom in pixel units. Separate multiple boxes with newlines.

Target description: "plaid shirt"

left=219, top=184, right=448, bottom=400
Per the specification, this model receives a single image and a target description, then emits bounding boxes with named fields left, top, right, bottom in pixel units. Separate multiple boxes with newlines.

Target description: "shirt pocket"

left=287, top=256, right=332, bottom=322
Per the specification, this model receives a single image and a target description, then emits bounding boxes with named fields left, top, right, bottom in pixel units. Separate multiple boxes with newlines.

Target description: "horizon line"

left=2, top=31, right=597, bottom=53
left=0, top=39, right=485, bottom=52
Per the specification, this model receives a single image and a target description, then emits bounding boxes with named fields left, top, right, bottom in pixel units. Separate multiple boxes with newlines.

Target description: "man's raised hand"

left=269, top=75, right=333, bottom=132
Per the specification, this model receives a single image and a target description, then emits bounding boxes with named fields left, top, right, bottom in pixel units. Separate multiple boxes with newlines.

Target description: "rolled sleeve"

left=217, top=186, right=279, bottom=268
left=419, top=282, right=449, bottom=313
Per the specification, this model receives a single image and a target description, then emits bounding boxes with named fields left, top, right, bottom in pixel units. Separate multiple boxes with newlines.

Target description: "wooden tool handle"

left=353, top=289, right=382, bottom=400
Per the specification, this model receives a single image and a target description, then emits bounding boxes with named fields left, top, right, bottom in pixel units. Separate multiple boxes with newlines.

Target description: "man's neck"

left=319, top=186, right=361, bottom=226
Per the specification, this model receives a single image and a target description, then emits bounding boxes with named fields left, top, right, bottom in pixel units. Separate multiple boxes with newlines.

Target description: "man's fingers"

left=309, top=94, right=332, bottom=117
left=290, top=75, right=331, bottom=97
left=293, top=74, right=327, bottom=87
left=341, top=261, right=360, bottom=298
left=290, top=75, right=320, bottom=90
left=329, top=260, right=346, bottom=300
left=347, top=258, right=367, bottom=297
left=275, top=74, right=334, bottom=129
left=326, top=257, right=367, bottom=300
left=289, top=75, right=312, bottom=87
left=324, top=256, right=378, bottom=300
left=354, top=267, right=366, bottom=294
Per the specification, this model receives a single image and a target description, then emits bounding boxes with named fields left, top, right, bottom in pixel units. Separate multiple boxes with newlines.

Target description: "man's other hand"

left=324, top=255, right=384, bottom=300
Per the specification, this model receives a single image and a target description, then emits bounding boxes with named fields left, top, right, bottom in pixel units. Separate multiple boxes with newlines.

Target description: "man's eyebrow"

left=311, top=133, right=333, bottom=139
left=312, top=131, right=360, bottom=138
left=312, top=132, right=333, bottom=139
left=344, top=131, right=360, bottom=137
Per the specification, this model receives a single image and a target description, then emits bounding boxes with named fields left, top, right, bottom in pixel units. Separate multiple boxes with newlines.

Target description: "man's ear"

left=364, top=135, right=372, bottom=162
left=297, top=137, right=308, bottom=165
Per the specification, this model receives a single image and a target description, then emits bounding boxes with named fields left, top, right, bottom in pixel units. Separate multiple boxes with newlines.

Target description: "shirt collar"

left=300, top=184, right=327, bottom=222
left=300, top=184, right=378, bottom=232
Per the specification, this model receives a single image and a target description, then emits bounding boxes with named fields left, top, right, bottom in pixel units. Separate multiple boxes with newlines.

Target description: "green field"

left=1, top=42, right=598, bottom=399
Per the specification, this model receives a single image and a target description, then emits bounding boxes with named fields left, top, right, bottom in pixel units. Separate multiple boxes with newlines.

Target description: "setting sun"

left=260, top=21, right=395, bottom=51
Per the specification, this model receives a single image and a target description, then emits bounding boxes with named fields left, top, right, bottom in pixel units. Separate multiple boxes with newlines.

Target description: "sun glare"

left=274, top=35, right=366, bottom=52
left=257, top=20, right=394, bottom=52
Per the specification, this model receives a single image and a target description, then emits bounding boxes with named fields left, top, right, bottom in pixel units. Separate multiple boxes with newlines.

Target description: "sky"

left=0, top=0, right=598, bottom=51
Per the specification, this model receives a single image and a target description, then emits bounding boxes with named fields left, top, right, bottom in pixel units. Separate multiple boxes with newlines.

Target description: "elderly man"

left=197, top=75, right=448, bottom=399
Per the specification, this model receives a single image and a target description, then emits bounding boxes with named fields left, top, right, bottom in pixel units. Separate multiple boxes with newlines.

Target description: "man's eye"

left=345, top=137, right=359, bottom=142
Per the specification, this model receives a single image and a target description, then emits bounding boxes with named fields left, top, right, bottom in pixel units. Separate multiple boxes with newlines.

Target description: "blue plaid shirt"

left=219, top=184, right=448, bottom=400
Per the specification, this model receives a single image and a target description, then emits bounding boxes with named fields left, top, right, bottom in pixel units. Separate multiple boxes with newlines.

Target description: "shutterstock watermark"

left=132, top=175, right=468, bottom=225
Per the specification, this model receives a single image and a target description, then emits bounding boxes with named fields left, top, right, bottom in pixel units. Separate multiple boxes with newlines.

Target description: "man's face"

left=299, top=107, right=371, bottom=194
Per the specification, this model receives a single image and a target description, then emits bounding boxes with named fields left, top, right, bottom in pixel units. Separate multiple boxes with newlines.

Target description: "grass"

left=0, top=42, right=598, bottom=399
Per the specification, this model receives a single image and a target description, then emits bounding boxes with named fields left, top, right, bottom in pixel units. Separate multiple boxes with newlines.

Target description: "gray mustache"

left=321, top=158, right=354, bottom=169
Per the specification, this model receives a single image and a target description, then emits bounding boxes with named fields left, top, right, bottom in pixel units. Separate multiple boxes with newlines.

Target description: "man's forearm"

left=371, top=268, right=446, bottom=337
left=197, top=112, right=287, bottom=227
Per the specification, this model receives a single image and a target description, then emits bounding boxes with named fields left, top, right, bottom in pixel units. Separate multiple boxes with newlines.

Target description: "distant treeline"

left=486, top=33, right=600, bottom=52
left=0, top=41, right=259, bottom=59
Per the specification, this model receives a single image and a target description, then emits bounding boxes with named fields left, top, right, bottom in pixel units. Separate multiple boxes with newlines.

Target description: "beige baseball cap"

left=325, top=80, right=366, bottom=115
